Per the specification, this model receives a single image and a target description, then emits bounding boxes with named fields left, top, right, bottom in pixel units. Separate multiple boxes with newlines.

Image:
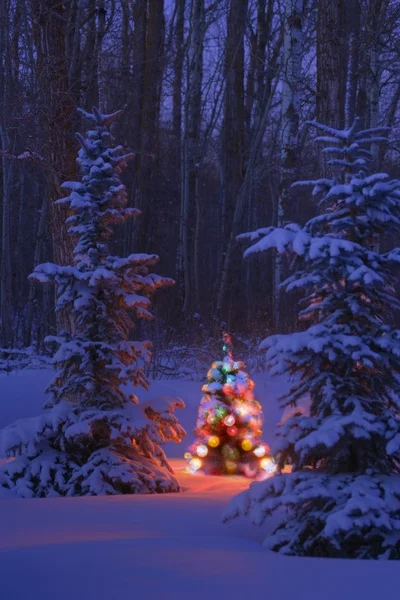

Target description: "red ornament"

left=223, top=383, right=235, bottom=396
left=226, top=426, right=238, bottom=437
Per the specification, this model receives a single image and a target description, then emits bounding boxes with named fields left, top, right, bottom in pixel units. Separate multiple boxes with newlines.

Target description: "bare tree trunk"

left=216, top=0, right=248, bottom=314
left=67, top=0, right=83, bottom=119
left=25, top=194, right=49, bottom=347
left=0, top=1, right=13, bottom=347
left=96, top=0, right=106, bottom=112
left=217, top=74, right=280, bottom=314
left=0, top=126, right=12, bottom=347
left=368, top=0, right=389, bottom=161
left=344, top=1, right=360, bottom=128
left=369, top=46, right=380, bottom=158
left=253, top=0, right=272, bottom=126
left=136, top=0, right=165, bottom=253
left=172, top=0, right=185, bottom=160
left=82, top=0, right=98, bottom=107
left=179, top=0, right=204, bottom=314
left=31, top=0, right=76, bottom=333
left=272, top=0, right=304, bottom=331
left=316, top=0, right=346, bottom=128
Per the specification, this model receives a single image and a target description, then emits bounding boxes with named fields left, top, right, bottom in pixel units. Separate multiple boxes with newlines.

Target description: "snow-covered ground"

left=0, top=369, right=399, bottom=599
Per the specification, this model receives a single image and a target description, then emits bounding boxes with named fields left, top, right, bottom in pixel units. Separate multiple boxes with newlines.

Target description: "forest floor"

left=0, top=369, right=398, bottom=599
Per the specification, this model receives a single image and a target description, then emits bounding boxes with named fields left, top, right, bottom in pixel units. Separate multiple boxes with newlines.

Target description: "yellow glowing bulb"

left=260, top=457, right=276, bottom=474
left=225, top=460, right=237, bottom=472
left=254, top=445, right=266, bottom=457
left=189, top=457, right=202, bottom=471
left=184, top=452, right=192, bottom=460
left=241, top=439, right=253, bottom=451
left=208, top=435, right=220, bottom=448
left=196, top=444, right=208, bottom=457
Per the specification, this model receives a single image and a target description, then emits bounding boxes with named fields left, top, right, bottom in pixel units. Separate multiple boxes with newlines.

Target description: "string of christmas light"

left=185, top=333, right=276, bottom=477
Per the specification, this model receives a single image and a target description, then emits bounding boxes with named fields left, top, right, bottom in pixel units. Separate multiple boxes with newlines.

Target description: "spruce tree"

left=186, top=334, right=275, bottom=476
left=223, top=119, right=400, bottom=558
left=0, top=108, right=185, bottom=497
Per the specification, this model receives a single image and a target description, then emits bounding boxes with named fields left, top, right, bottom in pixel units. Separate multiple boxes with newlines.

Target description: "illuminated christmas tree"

left=186, top=334, right=275, bottom=477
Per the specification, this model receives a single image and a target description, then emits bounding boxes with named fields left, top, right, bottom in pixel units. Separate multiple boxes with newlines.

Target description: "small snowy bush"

left=0, top=107, right=185, bottom=497
left=224, top=119, right=400, bottom=559
left=0, top=347, right=51, bottom=373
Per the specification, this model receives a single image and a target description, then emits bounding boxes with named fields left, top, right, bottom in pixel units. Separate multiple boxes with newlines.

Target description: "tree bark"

left=273, top=0, right=304, bottom=331
left=0, top=1, right=13, bottom=346
left=316, top=0, right=346, bottom=128
left=179, top=0, right=204, bottom=314
left=31, top=0, right=76, bottom=333
left=217, top=0, right=248, bottom=314
left=135, top=0, right=165, bottom=253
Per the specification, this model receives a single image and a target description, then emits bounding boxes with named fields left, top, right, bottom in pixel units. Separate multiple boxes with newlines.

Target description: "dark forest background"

left=1, top=0, right=400, bottom=363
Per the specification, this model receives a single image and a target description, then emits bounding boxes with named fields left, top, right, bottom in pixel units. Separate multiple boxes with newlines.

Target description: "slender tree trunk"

left=25, top=194, right=49, bottom=347
left=0, top=2, right=13, bottom=347
left=136, top=0, right=165, bottom=253
left=172, top=0, right=185, bottom=162
left=0, top=126, right=12, bottom=347
left=316, top=0, right=346, bottom=128
left=97, top=0, right=106, bottom=112
left=217, top=74, right=280, bottom=314
left=369, top=46, right=380, bottom=159
left=82, top=0, right=98, bottom=107
left=272, top=0, right=304, bottom=331
left=180, top=0, right=204, bottom=314
left=217, top=0, right=248, bottom=314
left=344, top=1, right=360, bottom=128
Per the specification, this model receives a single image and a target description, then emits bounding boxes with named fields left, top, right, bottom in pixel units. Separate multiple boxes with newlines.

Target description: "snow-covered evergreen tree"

left=223, top=119, right=400, bottom=558
left=0, top=107, right=185, bottom=497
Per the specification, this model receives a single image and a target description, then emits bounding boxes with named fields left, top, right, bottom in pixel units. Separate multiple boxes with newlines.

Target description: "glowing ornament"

left=223, top=414, right=235, bottom=427
left=196, top=444, right=208, bottom=457
left=226, top=426, right=238, bottom=437
left=223, top=383, right=235, bottom=396
left=189, top=457, right=202, bottom=472
left=208, top=436, right=220, bottom=448
left=221, top=445, right=230, bottom=457
left=260, top=457, right=277, bottom=474
left=235, top=405, right=248, bottom=416
left=184, top=452, right=192, bottom=459
left=254, top=445, right=266, bottom=457
left=225, top=460, right=237, bottom=473
left=237, top=383, right=246, bottom=395
left=241, top=439, right=253, bottom=451
left=231, top=447, right=240, bottom=460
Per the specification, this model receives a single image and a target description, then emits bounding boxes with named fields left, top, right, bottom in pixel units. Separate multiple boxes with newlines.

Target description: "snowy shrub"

left=224, top=119, right=400, bottom=558
left=0, top=347, right=51, bottom=373
left=0, top=107, right=185, bottom=497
